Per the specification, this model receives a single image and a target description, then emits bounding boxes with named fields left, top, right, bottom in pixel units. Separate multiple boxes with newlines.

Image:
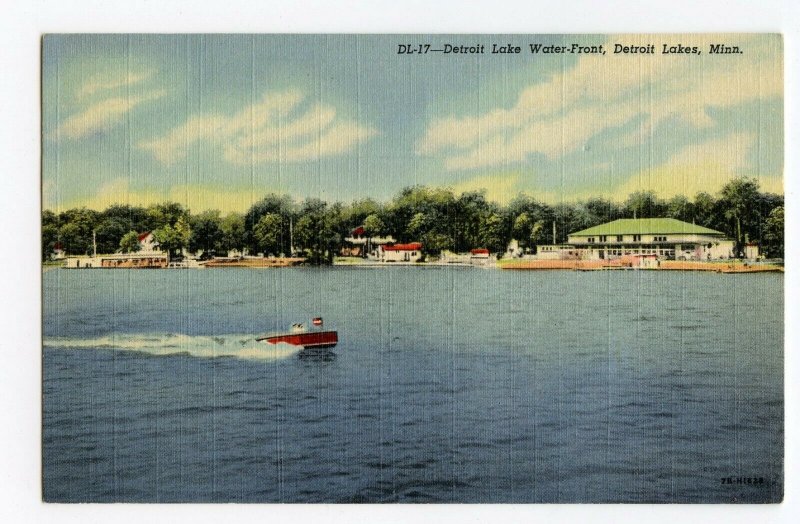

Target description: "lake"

left=42, top=267, right=784, bottom=502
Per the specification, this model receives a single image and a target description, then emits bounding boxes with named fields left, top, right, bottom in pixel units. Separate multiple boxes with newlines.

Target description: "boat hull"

left=256, top=330, right=338, bottom=349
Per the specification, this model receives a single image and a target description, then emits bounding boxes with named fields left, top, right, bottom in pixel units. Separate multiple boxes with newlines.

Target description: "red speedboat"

left=256, top=318, right=338, bottom=349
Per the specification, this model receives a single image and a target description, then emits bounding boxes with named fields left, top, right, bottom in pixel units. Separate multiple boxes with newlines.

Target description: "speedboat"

left=256, top=318, right=338, bottom=350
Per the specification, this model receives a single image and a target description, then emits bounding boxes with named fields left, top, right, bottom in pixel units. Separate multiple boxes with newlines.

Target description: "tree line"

left=42, top=177, right=784, bottom=263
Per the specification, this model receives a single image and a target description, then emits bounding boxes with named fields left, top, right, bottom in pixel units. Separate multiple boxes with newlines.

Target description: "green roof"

left=569, top=218, right=725, bottom=237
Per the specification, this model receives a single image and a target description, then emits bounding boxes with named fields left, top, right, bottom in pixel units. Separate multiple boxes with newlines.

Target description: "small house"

left=137, top=232, right=162, bottom=254
left=369, top=242, right=423, bottom=263
left=469, top=248, right=493, bottom=266
left=51, top=242, right=65, bottom=260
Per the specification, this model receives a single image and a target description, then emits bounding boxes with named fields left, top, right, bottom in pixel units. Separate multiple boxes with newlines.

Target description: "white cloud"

left=54, top=89, right=166, bottom=140
left=76, top=70, right=154, bottom=100
left=445, top=132, right=782, bottom=206
left=611, top=132, right=783, bottom=198
left=418, top=34, right=782, bottom=171
left=139, top=90, right=377, bottom=165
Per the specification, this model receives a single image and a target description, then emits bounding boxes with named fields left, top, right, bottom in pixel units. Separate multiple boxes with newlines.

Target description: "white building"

left=64, top=253, right=169, bottom=268
left=469, top=248, right=494, bottom=266
left=536, top=244, right=577, bottom=260
left=368, top=242, right=423, bottom=263
left=137, top=232, right=162, bottom=254
left=343, top=226, right=396, bottom=257
left=537, top=218, right=736, bottom=261
left=51, top=242, right=66, bottom=260
left=505, top=239, right=522, bottom=258
left=744, top=243, right=760, bottom=260
left=64, top=231, right=168, bottom=268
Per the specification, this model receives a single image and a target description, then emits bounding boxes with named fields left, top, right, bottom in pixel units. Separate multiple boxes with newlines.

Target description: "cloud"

left=76, top=70, right=154, bottom=100
left=418, top=34, right=782, bottom=171
left=53, top=89, right=166, bottom=140
left=139, top=90, right=377, bottom=165
left=447, top=132, right=781, bottom=205
left=610, top=132, right=783, bottom=198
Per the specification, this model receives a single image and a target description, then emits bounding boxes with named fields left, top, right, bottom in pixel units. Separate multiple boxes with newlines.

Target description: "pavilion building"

left=536, top=218, right=737, bottom=261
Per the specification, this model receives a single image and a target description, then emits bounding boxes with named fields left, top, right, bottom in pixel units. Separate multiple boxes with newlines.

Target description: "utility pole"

left=289, top=216, right=294, bottom=256
left=92, top=230, right=97, bottom=258
left=552, top=221, right=556, bottom=244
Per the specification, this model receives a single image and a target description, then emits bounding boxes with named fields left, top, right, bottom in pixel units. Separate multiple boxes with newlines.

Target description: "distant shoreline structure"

left=44, top=179, right=784, bottom=268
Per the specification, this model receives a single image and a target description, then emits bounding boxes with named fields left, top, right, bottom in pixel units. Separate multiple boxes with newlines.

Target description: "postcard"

left=42, top=33, right=783, bottom=503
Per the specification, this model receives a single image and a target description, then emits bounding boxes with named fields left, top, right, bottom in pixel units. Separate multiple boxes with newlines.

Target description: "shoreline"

left=497, top=259, right=784, bottom=273
left=45, top=259, right=784, bottom=273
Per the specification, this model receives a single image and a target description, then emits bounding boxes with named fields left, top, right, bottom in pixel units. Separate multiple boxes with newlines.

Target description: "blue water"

left=42, top=268, right=783, bottom=502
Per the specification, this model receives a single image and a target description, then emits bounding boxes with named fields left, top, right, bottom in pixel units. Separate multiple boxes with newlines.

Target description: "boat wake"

left=43, top=333, right=302, bottom=361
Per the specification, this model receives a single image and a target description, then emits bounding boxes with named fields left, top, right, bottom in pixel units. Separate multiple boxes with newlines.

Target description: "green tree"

left=253, top=213, right=283, bottom=255
left=718, top=177, right=760, bottom=256
left=56, top=207, right=98, bottom=255
left=153, top=226, right=179, bottom=258
left=513, top=213, right=549, bottom=251
left=692, top=191, right=719, bottom=228
left=454, top=191, right=491, bottom=250
left=665, top=195, right=693, bottom=221
left=119, top=231, right=141, bottom=253
left=762, top=206, right=784, bottom=259
left=292, top=199, right=342, bottom=264
left=512, top=213, right=532, bottom=248
left=95, top=217, right=130, bottom=253
left=421, top=232, right=452, bottom=255
left=407, top=212, right=429, bottom=239
left=189, top=210, right=223, bottom=256
left=146, top=202, right=188, bottom=230
left=220, top=212, right=246, bottom=254
left=362, top=213, right=385, bottom=237
left=153, top=217, right=190, bottom=259
left=42, top=224, right=59, bottom=261
left=552, top=203, right=591, bottom=244
left=624, top=191, right=664, bottom=219
left=478, top=213, right=506, bottom=253
left=102, top=204, right=149, bottom=233
left=244, top=194, right=294, bottom=254
left=57, top=223, right=88, bottom=255
left=530, top=220, right=545, bottom=248
left=385, top=186, right=456, bottom=245
left=42, top=210, right=60, bottom=260
left=343, top=199, right=382, bottom=231
left=584, top=197, right=621, bottom=224
left=175, top=215, right=191, bottom=248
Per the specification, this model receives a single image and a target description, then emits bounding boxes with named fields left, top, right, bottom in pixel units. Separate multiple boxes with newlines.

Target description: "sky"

left=42, top=33, right=783, bottom=213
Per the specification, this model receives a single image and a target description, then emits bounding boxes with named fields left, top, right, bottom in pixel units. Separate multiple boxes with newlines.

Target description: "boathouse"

left=537, top=218, right=736, bottom=261
left=64, top=253, right=169, bottom=268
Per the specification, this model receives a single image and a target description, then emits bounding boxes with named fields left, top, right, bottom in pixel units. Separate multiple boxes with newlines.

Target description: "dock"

left=201, top=256, right=306, bottom=268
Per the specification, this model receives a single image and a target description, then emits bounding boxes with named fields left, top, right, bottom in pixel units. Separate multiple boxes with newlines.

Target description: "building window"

left=633, top=234, right=641, bottom=242
left=653, top=236, right=667, bottom=242
left=599, top=235, right=607, bottom=242
left=616, top=235, right=623, bottom=242
left=587, top=237, right=595, bottom=243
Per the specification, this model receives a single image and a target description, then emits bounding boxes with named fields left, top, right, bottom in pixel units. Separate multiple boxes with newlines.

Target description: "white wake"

left=43, top=333, right=301, bottom=361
